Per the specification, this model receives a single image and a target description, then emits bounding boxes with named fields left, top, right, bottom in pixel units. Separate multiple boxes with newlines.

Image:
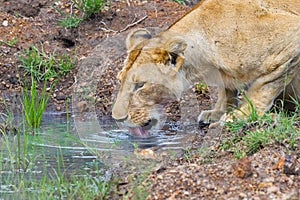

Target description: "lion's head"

left=112, top=28, right=188, bottom=136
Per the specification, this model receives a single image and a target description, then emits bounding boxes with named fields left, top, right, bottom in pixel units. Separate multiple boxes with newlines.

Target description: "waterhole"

left=0, top=110, right=203, bottom=198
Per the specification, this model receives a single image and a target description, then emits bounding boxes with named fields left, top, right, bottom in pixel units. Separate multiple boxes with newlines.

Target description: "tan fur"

left=112, top=0, right=300, bottom=128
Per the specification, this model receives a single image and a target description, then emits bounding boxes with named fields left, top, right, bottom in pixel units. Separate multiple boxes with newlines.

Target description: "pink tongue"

left=129, top=127, right=149, bottom=136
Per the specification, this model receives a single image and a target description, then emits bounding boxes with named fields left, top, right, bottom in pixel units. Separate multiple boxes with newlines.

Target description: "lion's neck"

left=176, top=34, right=226, bottom=88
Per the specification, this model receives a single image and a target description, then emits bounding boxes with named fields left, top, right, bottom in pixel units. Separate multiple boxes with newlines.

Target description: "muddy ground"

left=0, top=0, right=299, bottom=199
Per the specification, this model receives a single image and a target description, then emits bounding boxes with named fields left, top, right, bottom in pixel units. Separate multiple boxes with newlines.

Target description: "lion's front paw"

left=219, top=113, right=233, bottom=126
left=198, top=110, right=225, bottom=126
left=219, top=110, right=245, bottom=126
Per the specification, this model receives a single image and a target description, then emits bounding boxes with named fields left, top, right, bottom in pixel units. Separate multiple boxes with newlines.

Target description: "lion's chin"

left=128, top=127, right=150, bottom=136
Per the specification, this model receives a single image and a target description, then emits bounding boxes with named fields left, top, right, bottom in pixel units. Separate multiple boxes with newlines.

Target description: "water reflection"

left=0, top=111, right=200, bottom=198
left=74, top=111, right=198, bottom=155
left=1, top=111, right=198, bottom=164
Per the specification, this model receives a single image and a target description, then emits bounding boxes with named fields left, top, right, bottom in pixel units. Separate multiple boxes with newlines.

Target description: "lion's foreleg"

left=198, top=86, right=237, bottom=125
left=221, top=63, right=298, bottom=122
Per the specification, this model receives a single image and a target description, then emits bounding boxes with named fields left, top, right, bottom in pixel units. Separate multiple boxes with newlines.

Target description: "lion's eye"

left=134, top=82, right=145, bottom=90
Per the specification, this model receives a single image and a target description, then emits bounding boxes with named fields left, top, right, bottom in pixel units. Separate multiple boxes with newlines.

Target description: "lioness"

left=112, top=0, right=300, bottom=135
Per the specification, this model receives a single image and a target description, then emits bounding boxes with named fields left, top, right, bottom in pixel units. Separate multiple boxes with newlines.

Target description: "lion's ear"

left=126, top=28, right=152, bottom=50
left=164, top=38, right=187, bottom=75
left=164, top=37, right=187, bottom=55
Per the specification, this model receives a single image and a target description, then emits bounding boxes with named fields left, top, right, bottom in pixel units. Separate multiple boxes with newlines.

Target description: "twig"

left=70, top=0, right=75, bottom=15
left=100, top=15, right=148, bottom=33
left=0, top=40, right=20, bottom=50
left=70, top=75, right=78, bottom=91
left=15, top=13, right=30, bottom=20
left=100, top=21, right=118, bottom=33
left=119, top=15, right=147, bottom=33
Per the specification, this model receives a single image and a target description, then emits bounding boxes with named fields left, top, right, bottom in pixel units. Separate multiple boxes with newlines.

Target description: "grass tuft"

left=21, top=76, right=54, bottom=131
left=74, top=0, right=106, bottom=18
left=18, top=45, right=75, bottom=81
left=54, top=0, right=107, bottom=28
left=18, top=45, right=74, bottom=131
left=57, top=12, right=83, bottom=28
left=220, top=107, right=300, bottom=158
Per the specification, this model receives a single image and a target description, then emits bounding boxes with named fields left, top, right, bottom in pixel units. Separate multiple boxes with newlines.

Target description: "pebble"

left=263, top=177, right=275, bottom=183
left=2, top=20, right=8, bottom=27
left=56, top=106, right=61, bottom=111
left=56, top=94, right=66, bottom=101
left=239, top=192, right=247, bottom=198
left=157, top=175, right=163, bottom=180
left=138, top=149, right=156, bottom=159
left=267, top=186, right=279, bottom=194
left=77, top=101, right=88, bottom=113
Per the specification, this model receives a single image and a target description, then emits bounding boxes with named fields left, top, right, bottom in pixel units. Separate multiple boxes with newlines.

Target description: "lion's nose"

left=113, top=115, right=128, bottom=122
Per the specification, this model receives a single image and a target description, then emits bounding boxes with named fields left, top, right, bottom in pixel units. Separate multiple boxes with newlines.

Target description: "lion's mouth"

left=128, top=119, right=157, bottom=136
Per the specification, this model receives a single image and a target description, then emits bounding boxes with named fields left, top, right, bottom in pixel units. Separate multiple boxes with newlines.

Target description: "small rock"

left=231, top=156, right=253, bottom=178
left=56, top=106, right=61, bottom=111
left=258, top=182, right=273, bottom=188
left=76, top=101, right=88, bottom=113
left=273, top=155, right=286, bottom=171
left=2, top=20, right=8, bottom=27
left=56, top=94, right=66, bottom=101
left=157, top=175, right=163, bottom=180
left=137, top=149, right=156, bottom=159
left=239, top=192, right=247, bottom=198
left=152, top=165, right=166, bottom=174
left=263, top=177, right=275, bottom=183
left=267, top=186, right=279, bottom=194
left=283, top=154, right=298, bottom=175
left=206, top=184, right=215, bottom=190
left=273, top=154, right=299, bottom=175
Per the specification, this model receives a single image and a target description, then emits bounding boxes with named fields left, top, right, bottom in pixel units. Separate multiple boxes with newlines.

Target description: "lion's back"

left=170, top=0, right=300, bottom=82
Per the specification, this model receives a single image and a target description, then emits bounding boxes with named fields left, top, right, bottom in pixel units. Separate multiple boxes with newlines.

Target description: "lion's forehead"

left=128, top=63, right=166, bottom=82
left=118, top=48, right=169, bottom=82
left=132, top=48, right=169, bottom=65
left=118, top=36, right=170, bottom=79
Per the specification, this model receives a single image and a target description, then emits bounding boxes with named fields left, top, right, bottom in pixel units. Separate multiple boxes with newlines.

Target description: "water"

left=73, top=111, right=201, bottom=156
left=1, top=111, right=199, bottom=168
left=0, top=111, right=201, bottom=198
